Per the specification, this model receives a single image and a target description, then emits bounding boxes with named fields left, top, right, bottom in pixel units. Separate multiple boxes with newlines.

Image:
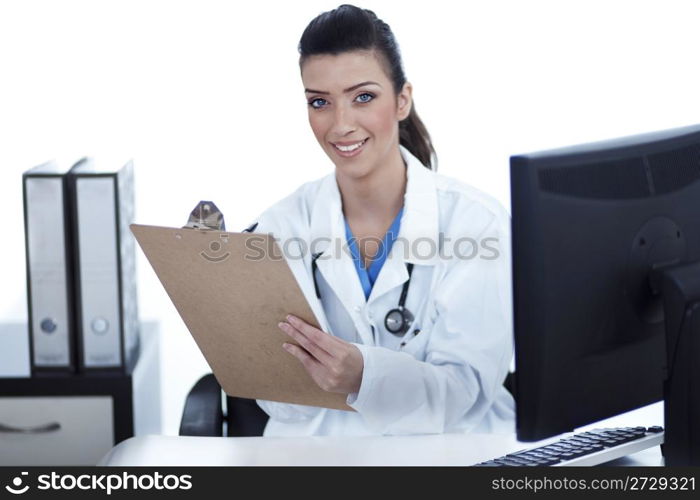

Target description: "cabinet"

left=0, top=321, right=160, bottom=465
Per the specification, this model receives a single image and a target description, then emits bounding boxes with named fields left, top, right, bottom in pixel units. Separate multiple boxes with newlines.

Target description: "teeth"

left=334, top=139, right=366, bottom=152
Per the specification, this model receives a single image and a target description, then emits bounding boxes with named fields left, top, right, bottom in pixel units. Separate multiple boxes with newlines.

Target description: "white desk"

left=99, top=402, right=665, bottom=466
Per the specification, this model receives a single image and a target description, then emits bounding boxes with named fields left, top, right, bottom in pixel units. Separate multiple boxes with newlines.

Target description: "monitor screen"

left=510, top=124, right=700, bottom=447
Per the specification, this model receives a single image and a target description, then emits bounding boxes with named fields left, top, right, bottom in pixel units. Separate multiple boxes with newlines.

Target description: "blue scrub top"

left=344, top=206, right=404, bottom=300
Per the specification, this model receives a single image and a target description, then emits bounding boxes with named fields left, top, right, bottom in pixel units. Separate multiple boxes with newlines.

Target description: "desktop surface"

left=99, top=403, right=664, bottom=466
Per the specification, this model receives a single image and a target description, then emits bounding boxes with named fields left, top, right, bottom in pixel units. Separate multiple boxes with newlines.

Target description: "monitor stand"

left=657, top=261, right=700, bottom=465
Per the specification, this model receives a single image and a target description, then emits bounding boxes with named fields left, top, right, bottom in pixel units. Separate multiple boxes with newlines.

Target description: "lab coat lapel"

left=310, top=173, right=372, bottom=343
left=367, top=253, right=408, bottom=305
left=367, top=146, right=440, bottom=305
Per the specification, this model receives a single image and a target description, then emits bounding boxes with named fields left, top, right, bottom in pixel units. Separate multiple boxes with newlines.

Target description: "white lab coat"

left=250, top=146, right=515, bottom=436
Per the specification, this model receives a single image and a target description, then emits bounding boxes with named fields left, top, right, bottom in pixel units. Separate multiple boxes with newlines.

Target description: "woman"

left=250, top=4, right=515, bottom=436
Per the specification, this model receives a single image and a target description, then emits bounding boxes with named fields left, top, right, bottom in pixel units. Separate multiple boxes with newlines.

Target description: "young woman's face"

left=301, top=50, right=412, bottom=179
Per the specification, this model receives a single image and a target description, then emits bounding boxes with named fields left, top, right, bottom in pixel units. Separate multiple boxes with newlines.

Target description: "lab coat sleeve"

left=255, top=399, right=322, bottom=423
left=347, top=212, right=514, bottom=435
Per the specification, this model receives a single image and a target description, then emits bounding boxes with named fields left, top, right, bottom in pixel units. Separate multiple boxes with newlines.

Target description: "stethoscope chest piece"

left=385, top=306, right=414, bottom=335
left=384, top=262, right=415, bottom=336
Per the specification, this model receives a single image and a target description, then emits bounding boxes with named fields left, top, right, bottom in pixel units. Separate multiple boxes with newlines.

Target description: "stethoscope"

left=311, top=251, right=415, bottom=336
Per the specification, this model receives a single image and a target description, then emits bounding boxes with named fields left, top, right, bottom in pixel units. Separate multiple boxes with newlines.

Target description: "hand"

left=278, top=314, right=363, bottom=395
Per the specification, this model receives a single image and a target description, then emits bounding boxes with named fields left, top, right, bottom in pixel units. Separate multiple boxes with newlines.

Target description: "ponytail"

left=399, top=104, right=436, bottom=170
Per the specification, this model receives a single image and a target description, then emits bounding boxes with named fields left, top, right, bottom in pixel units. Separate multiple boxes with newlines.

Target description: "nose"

left=330, top=101, right=356, bottom=137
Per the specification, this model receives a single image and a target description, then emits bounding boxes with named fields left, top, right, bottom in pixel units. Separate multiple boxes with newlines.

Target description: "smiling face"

left=301, top=50, right=412, bottom=179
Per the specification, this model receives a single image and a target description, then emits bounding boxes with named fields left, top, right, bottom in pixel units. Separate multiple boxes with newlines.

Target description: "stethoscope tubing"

left=311, top=251, right=414, bottom=336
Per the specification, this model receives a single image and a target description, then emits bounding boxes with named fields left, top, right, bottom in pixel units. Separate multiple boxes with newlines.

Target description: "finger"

left=286, top=315, right=345, bottom=356
left=284, top=343, right=340, bottom=394
left=278, top=321, right=333, bottom=365
left=282, top=342, right=323, bottom=376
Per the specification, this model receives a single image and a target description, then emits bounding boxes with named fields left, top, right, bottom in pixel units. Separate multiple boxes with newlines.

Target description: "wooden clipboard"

left=130, top=224, right=351, bottom=411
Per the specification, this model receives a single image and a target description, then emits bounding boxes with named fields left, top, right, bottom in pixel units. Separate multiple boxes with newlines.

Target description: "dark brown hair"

left=298, top=4, right=437, bottom=170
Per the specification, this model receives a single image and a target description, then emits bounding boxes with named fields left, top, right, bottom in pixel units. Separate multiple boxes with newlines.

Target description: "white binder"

left=23, top=161, right=77, bottom=372
left=69, top=158, right=140, bottom=372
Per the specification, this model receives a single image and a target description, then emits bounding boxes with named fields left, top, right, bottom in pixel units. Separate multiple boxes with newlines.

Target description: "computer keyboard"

left=474, top=426, right=664, bottom=466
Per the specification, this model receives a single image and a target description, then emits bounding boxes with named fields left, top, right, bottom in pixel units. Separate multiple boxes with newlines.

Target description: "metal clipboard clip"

left=183, top=201, right=226, bottom=231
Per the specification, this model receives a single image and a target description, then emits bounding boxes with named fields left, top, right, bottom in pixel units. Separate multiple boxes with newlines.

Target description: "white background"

left=1, top=0, right=699, bottom=436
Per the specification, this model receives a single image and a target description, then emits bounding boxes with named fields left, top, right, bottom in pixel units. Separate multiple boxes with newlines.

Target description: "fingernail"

left=286, top=314, right=295, bottom=323
left=282, top=343, right=290, bottom=350
left=278, top=322, right=286, bottom=329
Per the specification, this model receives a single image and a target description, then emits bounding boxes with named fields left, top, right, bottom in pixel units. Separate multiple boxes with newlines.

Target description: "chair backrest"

left=225, top=396, right=269, bottom=437
left=179, top=373, right=224, bottom=437
left=504, top=371, right=516, bottom=401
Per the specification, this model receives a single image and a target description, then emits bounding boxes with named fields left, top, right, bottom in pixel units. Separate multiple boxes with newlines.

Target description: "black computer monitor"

left=510, top=124, right=700, bottom=465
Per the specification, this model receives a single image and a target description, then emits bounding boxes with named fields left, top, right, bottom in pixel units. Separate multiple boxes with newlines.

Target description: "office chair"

left=178, top=374, right=269, bottom=437
left=179, top=371, right=517, bottom=437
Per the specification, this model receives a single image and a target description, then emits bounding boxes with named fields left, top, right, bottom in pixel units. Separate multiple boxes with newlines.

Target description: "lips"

left=331, top=138, right=368, bottom=157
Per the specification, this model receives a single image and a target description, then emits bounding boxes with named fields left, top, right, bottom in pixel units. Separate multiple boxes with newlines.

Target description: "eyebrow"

left=304, top=81, right=382, bottom=95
